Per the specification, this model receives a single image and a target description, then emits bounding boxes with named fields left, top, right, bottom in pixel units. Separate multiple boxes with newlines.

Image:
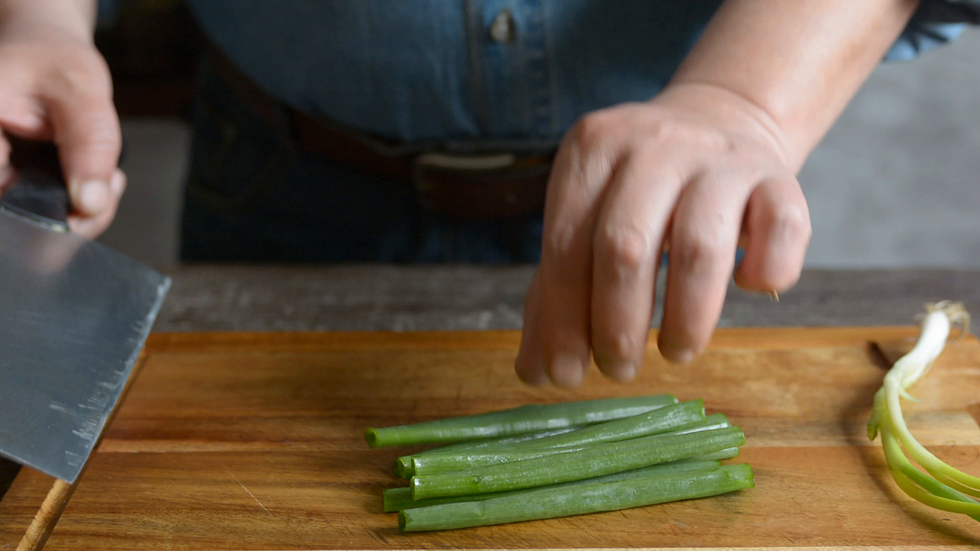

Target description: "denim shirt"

left=103, top=0, right=979, bottom=147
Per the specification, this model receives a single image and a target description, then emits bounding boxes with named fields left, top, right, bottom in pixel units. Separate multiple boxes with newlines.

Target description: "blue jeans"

left=179, top=58, right=545, bottom=264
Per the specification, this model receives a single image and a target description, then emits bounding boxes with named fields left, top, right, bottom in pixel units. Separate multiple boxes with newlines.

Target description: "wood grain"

left=2, top=353, right=151, bottom=551
left=1, top=328, right=977, bottom=550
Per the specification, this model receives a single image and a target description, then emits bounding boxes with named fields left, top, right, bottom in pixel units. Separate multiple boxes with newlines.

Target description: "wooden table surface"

left=156, top=267, right=980, bottom=332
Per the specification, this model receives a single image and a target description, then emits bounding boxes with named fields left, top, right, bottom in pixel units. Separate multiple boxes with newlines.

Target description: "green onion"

left=365, top=395, right=677, bottom=447
left=408, top=444, right=741, bottom=486
left=867, top=301, right=980, bottom=522
left=383, top=459, right=722, bottom=512
left=411, top=426, right=744, bottom=499
left=693, top=447, right=741, bottom=461
left=671, top=412, right=730, bottom=434
left=495, top=400, right=707, bottom=450
left=408, top=400, right=708, bottom=477
left=403, top=411, right=726, bottom=473
left=395, top=458, right=413, bottom=479
left=410, top=445, right=586, bottom=478
left=662, top=415, right=739, bottom=461
left=415, top=427, right=581, bottom=456
left=881, top=426, right=980, bottom=519
left=399, top=464, right=754, bottom=531
left=396, top=427, right=582, bottom=479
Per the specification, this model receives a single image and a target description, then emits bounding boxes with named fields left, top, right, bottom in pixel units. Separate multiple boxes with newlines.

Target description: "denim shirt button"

left=488, top=10, right=516, bottom=44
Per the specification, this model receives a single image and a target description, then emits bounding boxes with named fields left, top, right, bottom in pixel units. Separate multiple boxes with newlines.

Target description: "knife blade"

left=0, top=139, right=170, bottom=484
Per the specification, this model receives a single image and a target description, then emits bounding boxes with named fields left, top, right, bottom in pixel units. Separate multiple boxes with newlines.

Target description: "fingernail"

left=659, top=344, right=694, bottom=365
left=594, top=352, right=637, bottom=382
left=669, top=349, right=694, bottom=364
left=517, top=364, right=550, bottom=386
left=610, top=362, right=636, bottom=382
left=514, top=352, right=549, bottom=386
left=75, top=180, right=109, bottom=214
left=547, top=353, right=584, bottom=388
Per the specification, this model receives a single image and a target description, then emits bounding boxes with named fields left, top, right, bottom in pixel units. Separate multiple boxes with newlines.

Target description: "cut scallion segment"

left=411, top=426, right=745, bottom=499
left=414, top=427, right=580, bottom=457
left=409, top=400, right=707, bottom=476
left=410, top=442, right=743, bottom=480
left=366, top=395, right=677, bottom=447
left=411, top=445, right=585, bottom=477
left=399, top=463, right=754, bottom=531
left=498, top=399, right=706, bottom=450
left=383, top=460, right=722, bottom=512
left=670, top=412, right=730, bottom=434
left=692, top=446, right=741, bottom=461
left=397, top=426, right=584, bottom=479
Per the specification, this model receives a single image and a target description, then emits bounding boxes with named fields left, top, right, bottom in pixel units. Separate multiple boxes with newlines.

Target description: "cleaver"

left=0, top=138, right=170, bottom=484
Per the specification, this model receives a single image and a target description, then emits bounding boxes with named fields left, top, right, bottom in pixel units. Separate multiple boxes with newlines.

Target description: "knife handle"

left=0, top=139, right=71, bottom=232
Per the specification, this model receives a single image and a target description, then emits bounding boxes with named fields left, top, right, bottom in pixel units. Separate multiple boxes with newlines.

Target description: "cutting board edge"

left=322, top=545, right=972, bottom=551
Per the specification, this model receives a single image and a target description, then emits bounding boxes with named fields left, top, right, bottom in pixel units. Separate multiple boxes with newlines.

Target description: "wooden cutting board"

left=1, top=327, right=979, bottom=550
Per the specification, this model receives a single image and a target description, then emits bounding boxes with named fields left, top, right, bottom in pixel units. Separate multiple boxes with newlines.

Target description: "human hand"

left=0, top=1, right=123, bottom=238
left=516, top=83, right=811, bottom=387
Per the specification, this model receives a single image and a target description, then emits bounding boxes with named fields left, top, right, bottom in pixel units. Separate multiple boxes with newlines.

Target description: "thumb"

left=41, top=60, right=121, bottom=217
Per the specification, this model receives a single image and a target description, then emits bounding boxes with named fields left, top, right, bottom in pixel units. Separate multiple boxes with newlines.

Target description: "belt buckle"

left=411, top=151, right=551, bottom=221
left=414, top=152, right=517, bottom=171
left=411, top=151, right=516, bottom=191
left=411, top=152, right=518, bottom=218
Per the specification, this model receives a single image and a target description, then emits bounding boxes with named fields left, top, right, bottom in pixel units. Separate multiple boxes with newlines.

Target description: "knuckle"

left=542, top=223, right=579, bottom=267
left=596, top=329, right=642, bottom=363
left=671, top=229, right=727, bottom=276
left=633, top=137, right=665, bottom=160
left=79, top=113, right=121, bottom=149
left=767, top=203, right=812, bottom=244
left=596, top=223, right=652, bottom=275
left=641, top=117, right=675, bottom=143
left=569, top=110, right=619, bottom=151
left=47, top=51, right=112, bottom=98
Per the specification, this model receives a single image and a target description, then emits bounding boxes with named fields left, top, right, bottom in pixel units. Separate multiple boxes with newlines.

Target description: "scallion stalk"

left=366, top=395, right=677, bottom=447
left=411, top=426, right=744, bottom=499
left=383, top=459, right=722, bottom=512
left=867, top=301, right=980, bottom=522
left=408, top=400, right=707, bottom=476
left=399, top=464, right=754, bottom=531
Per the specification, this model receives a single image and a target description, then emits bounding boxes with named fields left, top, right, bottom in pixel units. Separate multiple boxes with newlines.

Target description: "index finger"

left=534, top=114, right=626, bottom=387
left=39, top=57, right=121, bottom=216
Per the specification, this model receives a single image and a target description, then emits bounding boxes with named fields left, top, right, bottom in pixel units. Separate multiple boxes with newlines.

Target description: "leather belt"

left=208, top=48, right=554, bottom=221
